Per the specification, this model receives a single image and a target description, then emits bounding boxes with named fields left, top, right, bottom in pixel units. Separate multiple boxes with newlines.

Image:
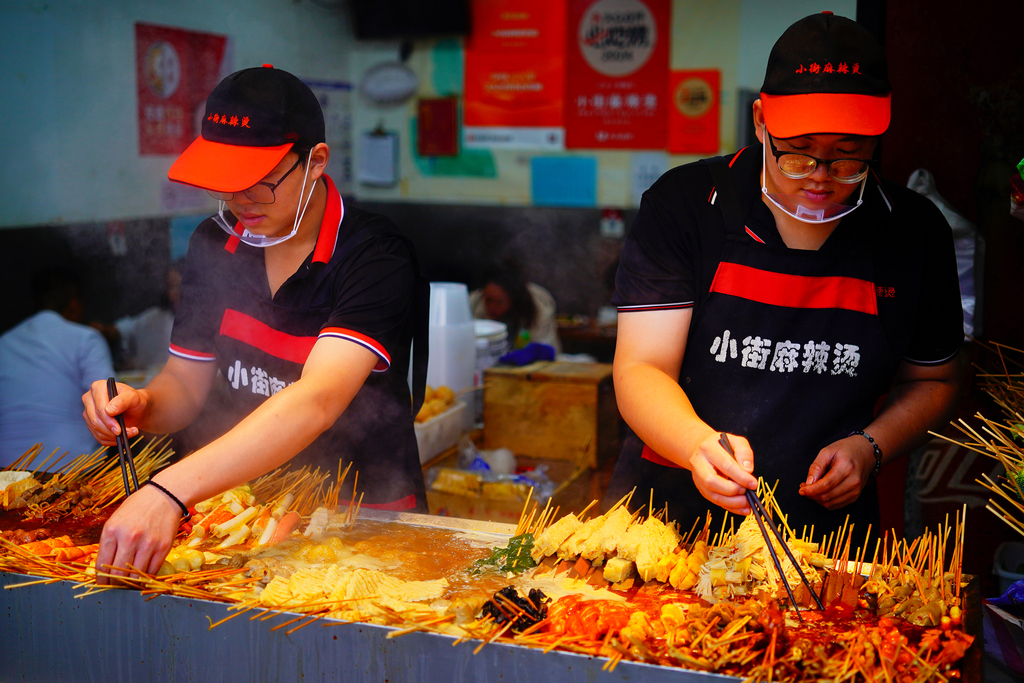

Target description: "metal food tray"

left=0, top=509, right=981, bottom=682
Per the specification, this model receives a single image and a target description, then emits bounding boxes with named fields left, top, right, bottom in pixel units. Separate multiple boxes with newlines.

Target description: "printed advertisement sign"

left=564, top=0, right=670, bottom=149
left=668, top=69, right=720, bottom=155
left=135, top=23, right=229, bottom=156
left=463, top=0, right=566, bottom=149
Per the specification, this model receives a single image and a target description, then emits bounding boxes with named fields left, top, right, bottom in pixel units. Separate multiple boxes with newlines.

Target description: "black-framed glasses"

left=767, top=135, right=871, bottom=184
left=206, top=156, right=302, bottom=204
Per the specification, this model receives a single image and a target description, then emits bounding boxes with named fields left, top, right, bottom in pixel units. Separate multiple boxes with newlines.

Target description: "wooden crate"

left=483, top=361, right=620, bottom=469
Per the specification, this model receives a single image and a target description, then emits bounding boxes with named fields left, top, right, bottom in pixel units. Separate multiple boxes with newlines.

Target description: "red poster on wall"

left=135, top=23, right=229, bottom=156
left=463, top=0, right=566, bottom=149
left=668, top=69, right=720, bottom=154
left=564, top=0, right=670, bottom=149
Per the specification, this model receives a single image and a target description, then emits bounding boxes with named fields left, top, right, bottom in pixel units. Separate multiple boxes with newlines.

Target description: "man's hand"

left=799, top=435, right=876, bottom=510
left=94, top=483, right=182, bottom=584
left=82, top=380, right=149, bottom=446
left=689, top=431, right=758, bottom=515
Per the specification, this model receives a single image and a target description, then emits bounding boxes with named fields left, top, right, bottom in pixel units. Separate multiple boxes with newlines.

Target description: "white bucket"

left=426, top=283, right=475, bottom=427
left=474, top=319, right=509, bottom=371
left=472, top=319, right=508, bottom=424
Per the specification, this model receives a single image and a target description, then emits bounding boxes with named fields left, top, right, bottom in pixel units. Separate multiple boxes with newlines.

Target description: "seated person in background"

left=470, top=263, right=561, bottom=352
left=0, top=267, right=114, bottom=467
left=112, top=261, right=182, bottom=371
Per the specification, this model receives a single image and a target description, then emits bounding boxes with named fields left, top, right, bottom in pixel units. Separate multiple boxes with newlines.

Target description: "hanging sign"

left=463, top=0, right=566, bottom=150
left=668, top=69, right=720, bottom=155
left=135, top=23, right=229, bottom=156
left=564, top=0, right=670, bottom=149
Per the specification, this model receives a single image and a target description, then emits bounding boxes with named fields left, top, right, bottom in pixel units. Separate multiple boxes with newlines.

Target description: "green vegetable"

left=470, top=533, right=537, bottom=575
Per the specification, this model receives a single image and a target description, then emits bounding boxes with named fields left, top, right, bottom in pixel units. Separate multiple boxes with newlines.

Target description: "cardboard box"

left=425, top=455, right=584, bottom=525
left=482, top=361, right=620, bottom=469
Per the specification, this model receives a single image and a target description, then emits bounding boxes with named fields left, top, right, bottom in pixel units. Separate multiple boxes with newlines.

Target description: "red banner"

left=135, top=23, right=228, bottom=156
left=668, top=69, right=720, bottom=154
left=463, top=0, right=566, bottom=149
left=564, top=0, right=670, bottom=149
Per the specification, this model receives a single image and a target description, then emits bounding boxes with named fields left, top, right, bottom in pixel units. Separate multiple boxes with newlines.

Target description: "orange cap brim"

left=168, top=137, right=293, bottom=193
left=760, top=92, right=891, bottom=138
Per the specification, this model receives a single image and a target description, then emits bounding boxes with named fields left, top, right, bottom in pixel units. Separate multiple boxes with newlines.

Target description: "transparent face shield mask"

left=761, top=138, right=867, bottom=224
left=211, top=149, right=317, bottom=247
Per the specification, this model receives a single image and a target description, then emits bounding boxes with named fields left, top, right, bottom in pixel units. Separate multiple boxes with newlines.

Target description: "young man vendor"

left=606, top=13, right=962, bottom=536
left=82, top=65, right=428, bottom=582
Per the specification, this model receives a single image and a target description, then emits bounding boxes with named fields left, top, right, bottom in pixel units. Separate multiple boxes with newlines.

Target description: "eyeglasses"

left=206, top=157, right=302, bottom=204
left=767, top=135, right=871, bottom=184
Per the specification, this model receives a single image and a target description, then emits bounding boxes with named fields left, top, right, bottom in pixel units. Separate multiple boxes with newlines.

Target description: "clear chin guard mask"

left=761, top=140, right=866, bottom=224
left=212, top=149, right=317, bottom=248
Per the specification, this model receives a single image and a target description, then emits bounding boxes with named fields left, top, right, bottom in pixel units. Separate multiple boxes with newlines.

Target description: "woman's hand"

left=688, top=431, right=758, bottom=515
left=799, top=435, right=876, bottom=510
left=94, top=484, right=182, bottom=584
left=82, top=380, right=149, bottom=446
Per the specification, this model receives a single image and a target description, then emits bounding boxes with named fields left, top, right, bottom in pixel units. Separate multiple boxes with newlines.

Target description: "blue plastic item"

left=498, top=342, right=556, bottom=366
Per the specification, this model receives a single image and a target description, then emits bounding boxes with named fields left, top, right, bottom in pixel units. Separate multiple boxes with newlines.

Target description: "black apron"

left=608, top=157, right=891, bottom=537
left=215, top=225, right=431, bottom=512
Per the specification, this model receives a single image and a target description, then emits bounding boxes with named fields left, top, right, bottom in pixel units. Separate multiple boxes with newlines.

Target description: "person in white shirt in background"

left=0, top=267, right=114, bottom=467
left=470, top=262, right=561, bottom=352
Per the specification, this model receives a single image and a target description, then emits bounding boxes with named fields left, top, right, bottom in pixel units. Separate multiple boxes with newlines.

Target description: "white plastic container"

left=426, top=283, right=475, bottom=429
left=426, top=283, right=475, bottom=393
left=415, top=400, right=467, bottom=464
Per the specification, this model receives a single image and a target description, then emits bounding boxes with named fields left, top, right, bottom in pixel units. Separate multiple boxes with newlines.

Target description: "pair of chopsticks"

left=718, top=433, right=824, bottom=619
left=107, top=377, right=140, bottom=496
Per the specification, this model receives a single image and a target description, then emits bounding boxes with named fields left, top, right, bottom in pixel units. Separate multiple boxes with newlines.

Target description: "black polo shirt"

left=614, top=145, right=963, bottom=368
left=170, top=175, right=426, bottom=511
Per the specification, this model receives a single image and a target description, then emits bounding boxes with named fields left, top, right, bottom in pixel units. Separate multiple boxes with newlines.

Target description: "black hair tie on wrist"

left=850, top=430, right=883, bottom=478
left=145, top=480, right=191, bottom=522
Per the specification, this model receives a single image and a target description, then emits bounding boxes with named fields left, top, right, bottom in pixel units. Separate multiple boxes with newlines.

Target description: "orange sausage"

left=268, top=511, right=301, bottom=546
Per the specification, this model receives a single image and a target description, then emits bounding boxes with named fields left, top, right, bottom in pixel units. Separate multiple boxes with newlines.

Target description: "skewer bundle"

left=933, top=341, right=1024, bottom=538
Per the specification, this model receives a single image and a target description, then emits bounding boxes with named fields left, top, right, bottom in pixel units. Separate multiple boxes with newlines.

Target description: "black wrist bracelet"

left=146, top=480, right=191, bottom=521
left=850, top=430, right=883, bottom=478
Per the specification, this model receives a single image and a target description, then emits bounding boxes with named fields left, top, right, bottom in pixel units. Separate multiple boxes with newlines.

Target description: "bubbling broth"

left=255, top=518, right=511, bottom=600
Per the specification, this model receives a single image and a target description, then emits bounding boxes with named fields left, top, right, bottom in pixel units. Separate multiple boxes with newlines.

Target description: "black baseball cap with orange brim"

left=760, top=12, right=891, bottom=139
left=168, top=64, right=325, bottom=193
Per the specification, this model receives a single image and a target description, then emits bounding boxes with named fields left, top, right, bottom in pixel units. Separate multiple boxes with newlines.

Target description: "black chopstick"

left=718, top=433, right=825, bottom=614
left=107, top=377, right=140, bottom=495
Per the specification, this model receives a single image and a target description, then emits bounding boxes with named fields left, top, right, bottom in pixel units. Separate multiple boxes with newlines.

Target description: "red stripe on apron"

left=219, top=309, right=317, bottom=364
left=641, top=444, right=683, bottom=468
left=710, top=262, right=878, bottom=315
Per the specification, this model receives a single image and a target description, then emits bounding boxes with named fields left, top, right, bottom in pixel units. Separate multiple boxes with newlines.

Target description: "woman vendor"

left=605, top=13, right=962, bottom=536
left=81, top=65, right=428, bottom=582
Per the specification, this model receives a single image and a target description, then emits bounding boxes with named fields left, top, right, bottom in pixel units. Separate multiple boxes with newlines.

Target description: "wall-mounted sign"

left=417, top=98, right=459, bottom=157
left=135, top=23, right=229, bottom=156
left=564, top=0, right=670, bottom=150
left=463, top=0, right=566, bottom=150
left=668, top=69, right=720, bottom=155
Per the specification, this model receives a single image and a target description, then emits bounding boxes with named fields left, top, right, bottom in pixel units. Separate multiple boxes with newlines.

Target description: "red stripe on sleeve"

left=319, top=327, right=391, bottom=369
left=218, top=309, right=317, bottom=364
left=709, top=262, right=878, bottom=315
left=168, top=344, right=217, bottom=361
